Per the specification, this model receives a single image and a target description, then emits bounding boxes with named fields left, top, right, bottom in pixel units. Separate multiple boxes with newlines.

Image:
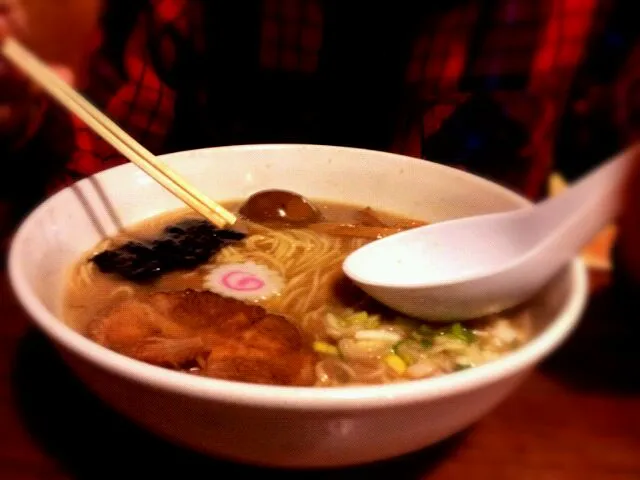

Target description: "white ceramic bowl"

left=8, top=144, right=588, bottom=468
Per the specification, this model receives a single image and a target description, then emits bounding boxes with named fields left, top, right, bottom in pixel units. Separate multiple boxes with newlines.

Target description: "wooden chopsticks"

left=1, top=37, right=237, bottom=229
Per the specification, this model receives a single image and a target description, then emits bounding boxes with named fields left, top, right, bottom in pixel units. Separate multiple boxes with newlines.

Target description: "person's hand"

left=0, top=0, right=101, bottom=257
left=0, top=1, right=76, bottom=144
left=0, top=0, right=101, bottom=145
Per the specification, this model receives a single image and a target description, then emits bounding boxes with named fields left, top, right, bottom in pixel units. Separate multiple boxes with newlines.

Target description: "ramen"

left=63, top=195, right=532, bottom=387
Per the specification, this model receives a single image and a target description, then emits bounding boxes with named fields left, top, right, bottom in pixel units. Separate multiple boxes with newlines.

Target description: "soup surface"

left=64, top=198, right=532, bottom=387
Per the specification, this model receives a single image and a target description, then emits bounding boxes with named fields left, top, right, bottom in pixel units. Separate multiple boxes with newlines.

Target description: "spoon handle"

left=534, top=143, right=640, bottom=249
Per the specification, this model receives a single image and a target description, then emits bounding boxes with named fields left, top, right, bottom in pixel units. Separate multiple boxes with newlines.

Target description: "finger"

left=52, top=65, right=75, bottom=86
left=0, top=59, right=75, bottom=101
left=23, top=64, right=76, bottom=102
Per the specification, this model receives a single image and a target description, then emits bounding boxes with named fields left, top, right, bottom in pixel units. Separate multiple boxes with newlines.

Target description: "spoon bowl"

left=344, top=145, right=639, bottom=321
left=343, top=210, right=557, bottom=321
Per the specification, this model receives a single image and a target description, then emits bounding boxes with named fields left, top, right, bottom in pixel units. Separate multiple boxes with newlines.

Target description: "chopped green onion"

left=417, top=324, right=434, bottom=336
left=450, top=322, right=476, bottom=344
left=340, top=311, right=380, bottom=329
left=365, top=314, right=381, bottom=329
left=393, top=339, right=425, bottom=365
left=345, top=311, right=368, bottom=325
left=410, top=323, right=437, bottom=347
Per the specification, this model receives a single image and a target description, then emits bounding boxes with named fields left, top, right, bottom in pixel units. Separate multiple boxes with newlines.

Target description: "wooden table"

left=1, top=268, right=639, bottom=480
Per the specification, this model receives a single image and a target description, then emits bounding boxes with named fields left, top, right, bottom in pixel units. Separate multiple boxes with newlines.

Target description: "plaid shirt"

left=5, top=0, right=640, bottom=215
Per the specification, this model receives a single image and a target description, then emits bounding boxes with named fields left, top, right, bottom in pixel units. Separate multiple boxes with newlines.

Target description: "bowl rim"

left=8, top=143, right=589, bottom=410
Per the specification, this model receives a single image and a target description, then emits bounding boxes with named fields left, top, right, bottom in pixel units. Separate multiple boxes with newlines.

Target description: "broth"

left=64, top=199, right=531, bottom=387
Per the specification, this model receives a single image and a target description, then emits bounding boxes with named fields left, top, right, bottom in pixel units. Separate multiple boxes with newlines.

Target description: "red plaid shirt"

left=5, top=0, right=640, bottom=214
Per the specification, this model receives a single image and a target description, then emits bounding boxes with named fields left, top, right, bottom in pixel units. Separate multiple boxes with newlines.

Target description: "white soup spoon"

left=343, top=145, right=639, bottom=321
